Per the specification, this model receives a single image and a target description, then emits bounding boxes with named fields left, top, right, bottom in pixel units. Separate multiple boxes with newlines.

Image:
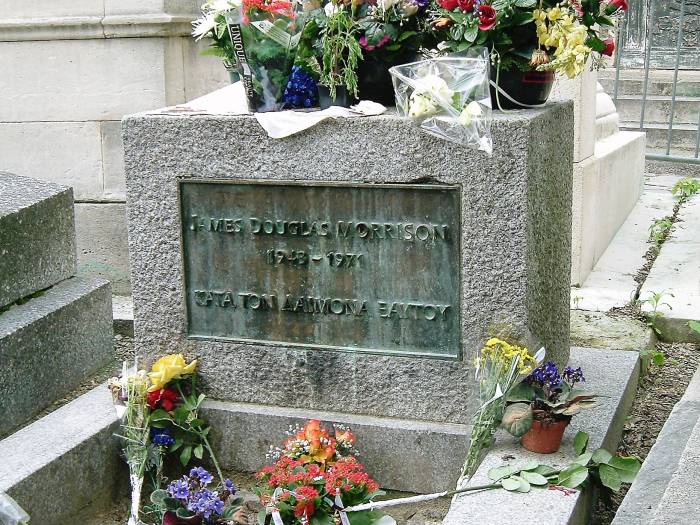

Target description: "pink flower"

left=606, top=0, right=629, bottom=13
left=477, top=5, right=497, bottom=31
left=438, top=0, right=458, bottom=10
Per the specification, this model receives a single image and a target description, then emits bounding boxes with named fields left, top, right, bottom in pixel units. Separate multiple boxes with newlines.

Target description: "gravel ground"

left=592, top=341, right=700, bottom=525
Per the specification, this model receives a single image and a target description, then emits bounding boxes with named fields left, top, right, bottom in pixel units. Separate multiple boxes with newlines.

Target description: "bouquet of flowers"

left=225, top=0, right=306, bottom=111
left=255, top=420, right=393, bottom=525
left=461, top=338, right=543, bottom=478
left=429, top=0, right=628, bottom=78
left=109, top=353, right=223, bottom=525
left=390, top=50, right=492, bottom=151
left=192, top=0, right=244, bottom=80
left=502, top=362, right=599, bottom=453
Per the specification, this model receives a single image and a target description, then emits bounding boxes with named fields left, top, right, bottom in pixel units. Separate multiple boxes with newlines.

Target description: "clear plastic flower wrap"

left=0, top=493, right=29, bottom=525
left=389, top=50, right=493, bottom=153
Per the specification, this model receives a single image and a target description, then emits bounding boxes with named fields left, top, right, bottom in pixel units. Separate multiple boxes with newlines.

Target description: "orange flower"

left=335, top=427, right=356, bottom=446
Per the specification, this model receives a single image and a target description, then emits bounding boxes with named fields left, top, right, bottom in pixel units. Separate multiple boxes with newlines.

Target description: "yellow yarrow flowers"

left=480, top=337, right=538, bottom=375
left=533, top=7, right=592, bottom=78
left=148, top=353, right=198, bottom=392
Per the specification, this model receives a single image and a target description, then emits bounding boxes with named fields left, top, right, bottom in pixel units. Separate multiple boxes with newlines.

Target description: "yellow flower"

left=148, top=353, right=198, bottom=392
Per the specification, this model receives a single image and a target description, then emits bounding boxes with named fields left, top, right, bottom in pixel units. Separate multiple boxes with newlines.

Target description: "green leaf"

left=150, top=409, right=172, bottom=421
left=688, top=320, right=700, bottom=334
left=257, top=510, right=267, bottom=525
left=176, top=507, right=195, bottom=518
left=507, top=382, right=536, bottom=402
left=609, top=456, right=642, bottom=483
left=592, top=448, right=613, bottom=465
left=464, top=25, right=478, bottom=44
left=180, top=445, right=192, bottom=466
left=514, top=0, right=537, bottom=6
left=194, top=444, right=204, bottom=460
left=573, top=452, right=593, bottom=466
left=311, top=512, right=336, bottom=525
left=502, top=403, right=533, bottom=437
left=599, top=464, right=622, bottom=492
left=573, top=431, right=589, bottom=455
left=488, top=465, right=516, bottom=482
left=397, top=31, right=417, bottom=42
left=519, top=460, right=540, bottom=472
left=520, top=470, right=549, bottom=486
left=169, top=437, right=183, bottom=453
left=653, top=352, right=666, bottom=366
left=150, top=489, right=168, bottom=505
left=534, top=465, right=559, bottom=477
left=347, top=510, right=395, bottom=525
left=501, top=476, right=522, bottom=491
left=557, top=464, right=589, bottom=489
left=512, top=475, right=531, bottom=493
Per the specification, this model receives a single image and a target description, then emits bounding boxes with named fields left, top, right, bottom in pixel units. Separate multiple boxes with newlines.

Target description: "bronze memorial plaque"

left=179, top=180, right=461, bottom=358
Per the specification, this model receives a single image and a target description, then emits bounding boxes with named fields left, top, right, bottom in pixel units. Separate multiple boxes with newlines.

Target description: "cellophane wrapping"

left=390, top=50, right=492, bottom=153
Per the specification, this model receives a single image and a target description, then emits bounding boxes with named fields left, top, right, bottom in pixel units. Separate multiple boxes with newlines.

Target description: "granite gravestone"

left=123, top=100, right=573, bottom=492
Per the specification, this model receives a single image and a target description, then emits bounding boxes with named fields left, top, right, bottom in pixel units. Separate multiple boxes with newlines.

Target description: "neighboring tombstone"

left=621, top=0, right=700, bottom=69
left=123, top=98, right=574, bottom=492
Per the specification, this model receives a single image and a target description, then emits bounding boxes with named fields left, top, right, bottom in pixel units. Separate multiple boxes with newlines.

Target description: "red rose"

left=457, top=0, right=474, bottom=12
left=477, top=5, right=497, bottom=31
left=147, top=387, right=179, bottom=411
left=602, top=37, right=616, bottom=56
left=438, top=0, right=459, bottom=10
left=606, top=0, right=628, bottom=13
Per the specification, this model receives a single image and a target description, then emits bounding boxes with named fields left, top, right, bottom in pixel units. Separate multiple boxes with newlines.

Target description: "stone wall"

left=0, top=1, right=229, bottom=295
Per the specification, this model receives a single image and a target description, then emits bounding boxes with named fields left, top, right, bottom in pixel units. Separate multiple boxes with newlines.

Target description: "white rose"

left=414, top=75, right=454, bottom=102
left=458, top=100, right=484, bottom=127
left=409, top=93, right=439, bottom=119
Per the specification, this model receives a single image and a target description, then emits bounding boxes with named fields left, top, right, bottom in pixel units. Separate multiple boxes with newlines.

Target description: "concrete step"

left=645, top=159, right=700, bottom=179
left=614, top=96, right=700, bottom=126
left=444, top=347, right=639, bottom=525
left=613, top=367, right=700, bottom=525
left=0, top=172, right=77, bottom=308
left=619, top=122, right=699, bottom=151
left=572, top=176, right=681, bottom=312
left=639, top=194, right=700, bottom=343
left=112, top=295, right=133, bottom=336
left=0, top=276, right=113, bottom=438
left=599, top=69, right=700, bottom=98
left=0, top=384, right=123, bottom=525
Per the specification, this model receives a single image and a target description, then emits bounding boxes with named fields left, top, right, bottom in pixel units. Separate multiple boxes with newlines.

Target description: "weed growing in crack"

left=671, top=177, right=700, bottom=203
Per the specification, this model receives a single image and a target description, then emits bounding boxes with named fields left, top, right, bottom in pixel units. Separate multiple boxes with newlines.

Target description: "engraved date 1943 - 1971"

left=265, top=249, right=363, bottom=268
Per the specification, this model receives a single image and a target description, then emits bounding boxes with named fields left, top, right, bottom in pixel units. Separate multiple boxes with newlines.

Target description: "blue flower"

left=188, top=489, right=224, bottom=520
left=224, top=478, right=237, bottom=494
left=190, top=466, right=214, bottom=485
left=283, top=66, right=318, bottom=109
left=167, top=479, right=189, bottom=500
left=414, top=0, right=429, bottom=7
left=151, top=428, right=175, bottom=447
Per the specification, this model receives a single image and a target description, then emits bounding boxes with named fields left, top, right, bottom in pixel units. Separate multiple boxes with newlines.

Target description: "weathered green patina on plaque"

left=179, top=180, right=461, bottom=358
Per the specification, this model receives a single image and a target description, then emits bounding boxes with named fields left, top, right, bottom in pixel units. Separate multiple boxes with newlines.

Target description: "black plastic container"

left=489, top=68, right=555, bottom=110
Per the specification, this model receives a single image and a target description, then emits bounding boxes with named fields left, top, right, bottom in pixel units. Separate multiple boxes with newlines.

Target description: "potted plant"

left=502, top=362, right=599, bottom=453
left=429, top=0, right=629, bottom=109
left=296, top=0, right=431, bottom=107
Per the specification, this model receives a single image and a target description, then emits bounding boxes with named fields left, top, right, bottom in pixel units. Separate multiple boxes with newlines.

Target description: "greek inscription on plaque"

left=179, top=181, right=461, bottom=358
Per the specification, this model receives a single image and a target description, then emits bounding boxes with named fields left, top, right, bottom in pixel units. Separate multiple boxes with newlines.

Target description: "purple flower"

left=414, top=0, right=429, bottom=6
left=189, top=466, right=214, bottom=485
left=168, top=479, right=189, bottom=500
left=224, top=479, right=237, bottom=494
left=563, top=366, right=585, bottom=386
left=188, top=489, right=224, bottom=520
left=527, top=361, right=562, bottom=389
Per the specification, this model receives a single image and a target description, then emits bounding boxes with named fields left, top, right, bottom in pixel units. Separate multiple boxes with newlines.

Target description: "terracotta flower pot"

left=521, top=418, right=570, bottom=454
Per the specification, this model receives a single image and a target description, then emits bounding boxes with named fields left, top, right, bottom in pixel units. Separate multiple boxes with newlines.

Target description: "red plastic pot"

left=521, top=418, right=570, bottom=454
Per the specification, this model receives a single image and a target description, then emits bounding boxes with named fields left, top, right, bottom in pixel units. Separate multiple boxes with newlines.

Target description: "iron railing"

left=611, top=0, right=700, bottom=165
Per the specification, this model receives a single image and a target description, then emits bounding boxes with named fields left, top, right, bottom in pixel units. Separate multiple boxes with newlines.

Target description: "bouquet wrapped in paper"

left=225, top=0, right=305, bottom=112
left=389, top=50, right=492, bottom=153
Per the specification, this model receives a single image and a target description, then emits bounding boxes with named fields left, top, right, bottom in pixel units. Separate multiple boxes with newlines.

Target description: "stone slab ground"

left=613, top=365, right=700, bottom=524
left=0, top=171, right=77, bottom=308
left=443, top=347, right=640, bottom=525
left=0, top=276, right=113, bottom=438
left=571, top=176, right=680, bottom=313
left=640, top=195, right=700, bottom=342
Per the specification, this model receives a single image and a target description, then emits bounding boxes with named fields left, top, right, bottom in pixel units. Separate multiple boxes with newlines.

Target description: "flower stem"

left=203, top=435, right=225, bottom=484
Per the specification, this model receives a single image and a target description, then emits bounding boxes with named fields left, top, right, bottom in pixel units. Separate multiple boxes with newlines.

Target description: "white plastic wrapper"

left=0, top=493, right=29, bottom=525
left=390, top=50, right=492, bottom=153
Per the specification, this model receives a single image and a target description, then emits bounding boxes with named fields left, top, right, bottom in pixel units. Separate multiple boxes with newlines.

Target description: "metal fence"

left=611, top=0, right=700, bottom=165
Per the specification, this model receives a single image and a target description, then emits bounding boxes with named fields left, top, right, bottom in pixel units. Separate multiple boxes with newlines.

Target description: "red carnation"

left=457, top=0, right=474, bottom=12
left=147, top=387, right=179, bottom=411
left=438, top=0, right=459, bottom=10
left=602, top=37, right=616, bottom=57
left=477, top=5, right=497, bottom=31
left=606, top=0, right=628, bottom=13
